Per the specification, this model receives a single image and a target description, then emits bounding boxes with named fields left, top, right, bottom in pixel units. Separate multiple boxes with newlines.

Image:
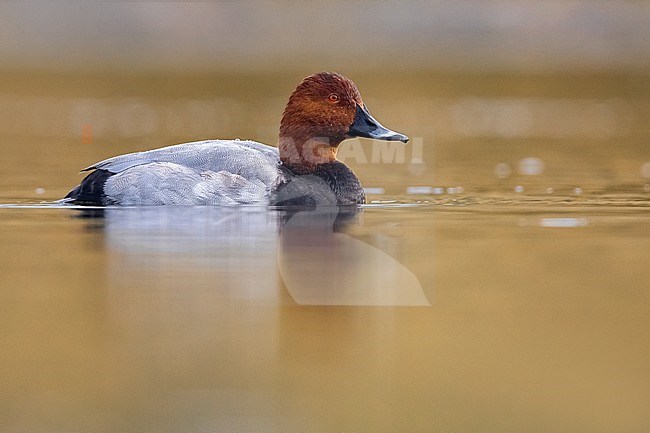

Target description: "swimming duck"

left=64, top=72, right=408, bottom=206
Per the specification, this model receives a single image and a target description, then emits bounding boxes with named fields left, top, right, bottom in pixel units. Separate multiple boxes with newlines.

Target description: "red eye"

left=327, top=94, right=340, bottom=103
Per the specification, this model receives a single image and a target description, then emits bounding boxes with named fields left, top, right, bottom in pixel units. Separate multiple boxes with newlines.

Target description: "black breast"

left=271, top=162, right=366, bottom=206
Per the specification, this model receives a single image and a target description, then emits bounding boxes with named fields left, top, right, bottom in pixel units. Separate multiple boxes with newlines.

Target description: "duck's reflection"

left=82, top=205, right=429, bottom=306
left=278, top=206, right=429, bottom=306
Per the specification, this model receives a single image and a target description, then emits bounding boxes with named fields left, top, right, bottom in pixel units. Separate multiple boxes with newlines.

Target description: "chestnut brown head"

left=279, top=72, right=408, bottom=172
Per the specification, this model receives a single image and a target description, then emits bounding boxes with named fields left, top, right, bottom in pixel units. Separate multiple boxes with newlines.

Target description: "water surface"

left=0, top=200, right=648, bottom=433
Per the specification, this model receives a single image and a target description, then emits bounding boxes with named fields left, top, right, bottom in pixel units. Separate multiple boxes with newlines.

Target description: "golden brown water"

left=1, top=72, right=649, bottom=432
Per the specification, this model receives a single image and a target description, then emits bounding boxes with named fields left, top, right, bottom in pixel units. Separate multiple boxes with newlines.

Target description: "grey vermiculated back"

left=87, top=140, right=279, bottom=176
left=92, top=140, right=281, bottom=205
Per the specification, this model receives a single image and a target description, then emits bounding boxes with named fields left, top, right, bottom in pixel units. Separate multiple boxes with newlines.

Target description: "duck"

left=64, top=72, right=408, bottom=206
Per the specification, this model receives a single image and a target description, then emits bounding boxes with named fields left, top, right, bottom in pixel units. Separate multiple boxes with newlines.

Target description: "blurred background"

left=2, top=1, right=649, bottom=73
left=0, top=0, right=649, bottom=201
left=0, top=0, right=650, bottom=199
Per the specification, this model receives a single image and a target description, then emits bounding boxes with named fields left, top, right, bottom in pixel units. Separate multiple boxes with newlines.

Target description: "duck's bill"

left=347, top=104, right=409, bottom=143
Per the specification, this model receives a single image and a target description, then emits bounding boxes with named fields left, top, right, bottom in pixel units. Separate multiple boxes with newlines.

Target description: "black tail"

left=65, top=169, right=114, bottom=205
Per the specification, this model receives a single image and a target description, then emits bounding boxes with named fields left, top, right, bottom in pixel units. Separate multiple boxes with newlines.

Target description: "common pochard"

left=64, top=72, right=408, bottom=206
